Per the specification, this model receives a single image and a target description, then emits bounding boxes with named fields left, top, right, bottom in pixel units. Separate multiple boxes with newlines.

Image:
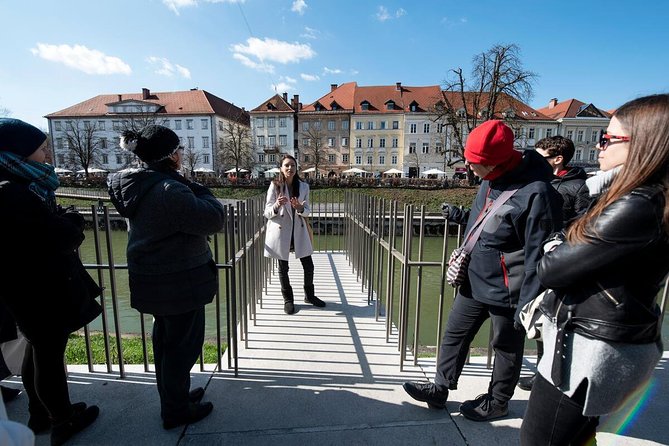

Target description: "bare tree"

left=0, top=105, right=10, bottom=117
left=431, top=43, right=537, bottom=181
left=217, top=116, right=253, bottom=175
left=406, top=148, right=425, bottom=178
left=119, top=106, right=163, bottom=133
left=301, top=125, right=330, bottom=177
left=63, top=121, right=104, bottom=177
left=182, top=147, right=201, bottom=178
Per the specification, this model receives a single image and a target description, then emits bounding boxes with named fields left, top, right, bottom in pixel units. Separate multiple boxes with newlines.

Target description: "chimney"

left=548, top=98, right=558, bottom=109
left=282, top=92, right=288, bottom=102
left=117, top=94, right=122, bottom=102
left=292, top=94, right=300, bottom=111
left=330, top=83, right=337, bottom=92
left=142, top=88, right=150, bottom=100
left=396, top=82, right=402, bottom=91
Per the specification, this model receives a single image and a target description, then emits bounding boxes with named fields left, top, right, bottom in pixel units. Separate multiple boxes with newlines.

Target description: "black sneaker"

left=402, top=381, right=448, bottom=409
left=304, top=296, right=326, bottom=307
left=29, top=402, right=87, bottom=434
left=284, top=302, right=295, bottom=314
left=517, top=374, right=536, bottom=391
left=51, top=405, right=100, bottom=446
left=163, top=402, right=213, bottom=430
left=189, top=387, right=205, bottom=403
left=459, top=393, right=508, bottom=421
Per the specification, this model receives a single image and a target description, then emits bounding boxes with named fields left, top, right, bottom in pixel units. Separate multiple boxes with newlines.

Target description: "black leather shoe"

left=517, top=374, right=536, bottom=391
left=284, top=302, right=295, bottom=314
left=459, top=393, right=508, bottom=421
left=304, top=295, right=326, bottom=307
left=1, top=385, right=21, bottom=403
left=51, top=405, right=99, bottom=446
left=189, top=387, right=205, bottom=403
left=163, top=402, right=213, bottom=430
left=402, top=381, right=448, bottom=409
left=28, top=402, right=87, bottom=434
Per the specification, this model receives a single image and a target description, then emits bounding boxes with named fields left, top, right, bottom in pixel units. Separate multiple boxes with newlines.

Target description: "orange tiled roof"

left=537, top=98, right=611, bottom=120
left=442, top=91, right=551, bottom=121
left=353, top=84, right=442, bottom=114
left=46, top=89, right=249, bottom=125
left=302, top=82, right=357, bottom=112
left=250, top=94, right=295, bottom=113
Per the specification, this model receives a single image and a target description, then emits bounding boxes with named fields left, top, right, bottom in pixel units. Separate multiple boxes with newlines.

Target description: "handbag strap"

left=461, top=188, right=519, bottom=253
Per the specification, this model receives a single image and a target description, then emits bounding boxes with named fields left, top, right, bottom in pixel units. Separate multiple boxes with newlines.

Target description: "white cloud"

left=323, top=67, right=342, bottom=75
left=376, top=5, right=406, bottom=22
left=300, top=26, right=319, bottom=39
left=301, top=73, right=319, bottom=81
left=231, top=37, right=315, bottom=70
left=163, top=0, right=244, bottom=15
left=30, top=43, right=131, bottom=75
left=273, top=82, right=294, bottom=93
left=441, top=16, right=467, bottom=27
left=282, top=76, right=297, bottom=84
left=147, top=56, right=191, bottom=79
left=232, top=53, right=275, bottom=73
left=291, top=0, right=307, bottom=15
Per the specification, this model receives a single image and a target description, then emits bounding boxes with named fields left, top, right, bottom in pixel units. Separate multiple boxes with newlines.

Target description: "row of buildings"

left=46, top=84, right=612, bottom=178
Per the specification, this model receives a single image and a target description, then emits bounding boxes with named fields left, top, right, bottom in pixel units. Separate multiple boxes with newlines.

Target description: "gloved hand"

left=513, top=320, right=526, bottom=333
left=60, top=209, right=85, bottom=231
left=441, top=202, right=454, bottom=219
left=543, top=231, right=566, bottom=254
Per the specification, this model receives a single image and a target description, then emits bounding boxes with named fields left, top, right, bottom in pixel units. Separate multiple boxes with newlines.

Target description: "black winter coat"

left=551, top=166, right=590, bottom=225
left=450, top=150, right=563, bottom=317
left=0, top=172, right=102, bottom=342
left=538, top=184, right=669, bottom=343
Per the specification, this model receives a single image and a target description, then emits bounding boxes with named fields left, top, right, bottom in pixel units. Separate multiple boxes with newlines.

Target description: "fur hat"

left=464, top=120, right=515, bottom=165
left=120, top=125, right=180, bottom=163
left=0, top=118, right=47, bottom=158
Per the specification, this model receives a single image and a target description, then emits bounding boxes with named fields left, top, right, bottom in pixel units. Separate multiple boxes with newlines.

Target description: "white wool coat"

left=263, top=181, right=313, bottom=261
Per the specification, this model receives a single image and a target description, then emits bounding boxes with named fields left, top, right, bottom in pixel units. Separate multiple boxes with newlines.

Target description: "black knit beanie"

left=0, top=118, right=47, bottom=158
left=120, top=125, right=180, bottom=163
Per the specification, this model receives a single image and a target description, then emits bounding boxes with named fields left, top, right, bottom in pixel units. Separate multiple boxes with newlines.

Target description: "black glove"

left=441, top=202, right=454, bottom=219
left=60, top=209, right=85, bottom=231
left=513, top=320, right=526, bottom=333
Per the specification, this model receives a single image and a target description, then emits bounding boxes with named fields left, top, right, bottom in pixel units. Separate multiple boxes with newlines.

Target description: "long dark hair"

left=272, top=154, right=302, bottom=198
left=568, top=94, right=669, bottom=242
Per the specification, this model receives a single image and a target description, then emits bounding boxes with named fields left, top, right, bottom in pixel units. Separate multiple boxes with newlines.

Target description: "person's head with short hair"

left=535, top=136, right=575, bottom=173
left=464, top=120, right=522, bottom=181
left=0, top=118, right=48, bottom=162
left=120, top=125, right=182, bottom=171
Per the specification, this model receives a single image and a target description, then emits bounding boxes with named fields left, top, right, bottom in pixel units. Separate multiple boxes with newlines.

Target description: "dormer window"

left=315, top=103, right=323, bottom=111
left=266, top=103, right=275, bottom=111
left=409, top=101, right=419, bottom=112
left=360, top=100, right=370, bottom=111
left=385, top=100, right=395, bottom=110
left=330, top=101, right=339, bottom=110
left=456, top=108, right=466, bottom=118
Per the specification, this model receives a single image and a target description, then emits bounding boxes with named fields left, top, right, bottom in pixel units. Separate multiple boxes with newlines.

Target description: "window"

left=219, top=121, right=225, bottom=131
left=392, top=138, right=398, bottom=148
left=56, top=138, right=63, bottom=149
left=116, top=155, right=122, bottom=164
left=55, top=121, right=62, bottom=131
left=355, top=121, right=363, bottom=130
left=186, top=119, right=194, bottom=130
left=279, top=135, right=287, bottom=146
left=410, top=124, right=417, bottom=133
left=341, top=137, right=348, bottom=147
left=188, top=137, right=195, bottom=149
left=303, top=138, right=310, bottom=147
left=436, top=142, right=443, bottom=153
left=256, top=117, right=264, bottom=128
left=386, top=101, right=395, bottom=110
left=83, top=120, right=91, bottom=129
left=342, top=154, right=349, bottom=163
left=379, top=138, right=386, bottom=148
left=356, top=138, right=362, bottom=148
left=113, top=121, right=121, bottom=131
left=380, top=121, right=386, bottom=130
left=203, top=154, right=210, bottom=164
left=201, top=119, right=208, bottom=130
left=546, top=128, right=553, bottom=137
left=422, top=143, right=429, bottom=154
left=257, top=136, right=265, bottom=147
left=566, top=130, right=573, bottom=140
left=379, top=155, right=385, bottom=164
left=328, top=154, right=336, bottom=163
left=57, top=154, right=65, bottom=164
left=302, top=122, right=309, bottom=131
left=577, top=130, right=584, bottom=142
left=102, top=154, right=108, bottom=164
left=591, top=129, right=599, bottom=143
left=175, top=120, right=182, bottom=130
left=342, top=121, right=349, bottom=130
left=529, top=128, right=535, bottom=139
left=328, top=120, right=335, bottom=131
left=575, top=149, right=582, bottom=160
left=409, top=143, right=416, bottom=154
left=202, top=136, right=209, bottom=149
left=269, top=154, right=276, bottom=163
left=258, top=153, right=265, bottom=163
left=410, top=103, right=418, bottom=112
left=437, top=123, right=444, bottom=133
left=392, top=121, right=399, bottom=129
left=366, top=138, right=372, bottom=148
left=279, top=117, right=287, bottom=128
left=361, top=101, right=370, bottom=111
left=304, top=155, right=310, bottom=162
left=268, top=117, right=275, bottom=128
left=367, top=155, right=373, bottom=165
left=268, top=135, right=276, bottom=147
left=98, top=121, right=105, bottom=130
left=100, top=138, right=107, bottom=149
left=423, top=123, right=430, bottom=133
left=327, top=137, right=335, bottom=147
left=588, top=149, right=596, bottom=161
left=355, top=155, right=362, bottom=164
left=367, top=121, right=374, bottom=130
left=313, top=121, right=321, bottom=130
left=391, top=155, right=397, bottom=164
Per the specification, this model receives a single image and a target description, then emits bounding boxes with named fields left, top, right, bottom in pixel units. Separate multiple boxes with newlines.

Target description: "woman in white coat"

left=264, top=155, right=326, bottom=314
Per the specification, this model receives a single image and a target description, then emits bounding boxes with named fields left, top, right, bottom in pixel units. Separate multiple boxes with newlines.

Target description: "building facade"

left=249, top=93, right=298, bottom=176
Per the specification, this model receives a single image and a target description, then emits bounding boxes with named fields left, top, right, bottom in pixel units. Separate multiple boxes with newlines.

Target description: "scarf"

left=585, top=165, right=622, bottom=197
left=0, top=151, right=59, bottom=211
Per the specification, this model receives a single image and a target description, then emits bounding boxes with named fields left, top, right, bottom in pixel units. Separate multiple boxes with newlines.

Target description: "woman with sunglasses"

left=520, top=94, right=669, bottom=444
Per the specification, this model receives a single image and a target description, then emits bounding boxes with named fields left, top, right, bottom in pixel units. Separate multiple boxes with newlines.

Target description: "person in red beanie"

left=404, top=120, right=563, bottom=421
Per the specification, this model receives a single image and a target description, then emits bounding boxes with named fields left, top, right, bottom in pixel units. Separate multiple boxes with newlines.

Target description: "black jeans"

left=434, top=293, right=525, bottom=403
left=21, top=333, right=73, bottom=423
left=521, top=373, right=598, bottom=445
left=277, top=256, right=315, bottom=301
left=152, top=307, right=205, bottom=420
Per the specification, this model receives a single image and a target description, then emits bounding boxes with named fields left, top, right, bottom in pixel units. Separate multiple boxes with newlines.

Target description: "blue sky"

left=2, top=0, right=668, bottom=130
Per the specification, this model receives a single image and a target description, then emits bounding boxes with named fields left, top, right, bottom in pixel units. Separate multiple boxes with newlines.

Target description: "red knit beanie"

left=464, top=120, right=515, bottom=165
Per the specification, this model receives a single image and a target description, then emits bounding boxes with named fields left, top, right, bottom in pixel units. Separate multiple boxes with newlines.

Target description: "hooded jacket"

left=551, top=166, right=590, bottom=224
left=452, top=150, right=563, bottom=319
left=107, top=168, right=225, bottom=315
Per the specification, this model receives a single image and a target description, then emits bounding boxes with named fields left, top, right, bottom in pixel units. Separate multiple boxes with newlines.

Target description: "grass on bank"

left=65, top=333, right=224, bottom=365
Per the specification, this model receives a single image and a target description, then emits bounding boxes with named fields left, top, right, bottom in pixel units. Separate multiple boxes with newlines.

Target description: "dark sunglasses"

left=599, top=130, right=630, bottom=149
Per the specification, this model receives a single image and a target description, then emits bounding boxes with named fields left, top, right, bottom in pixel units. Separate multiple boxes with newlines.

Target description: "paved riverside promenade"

left=4, top=253, right=668, bottom=445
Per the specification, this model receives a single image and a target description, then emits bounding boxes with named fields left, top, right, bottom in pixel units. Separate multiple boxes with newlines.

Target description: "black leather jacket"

left=538, top=184, right=669, bottom=343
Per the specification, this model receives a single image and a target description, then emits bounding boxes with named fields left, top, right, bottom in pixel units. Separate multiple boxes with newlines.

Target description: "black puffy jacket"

left=538, top=184, right=669, bottom=343
left=551, top=166, right=590, bottom=225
